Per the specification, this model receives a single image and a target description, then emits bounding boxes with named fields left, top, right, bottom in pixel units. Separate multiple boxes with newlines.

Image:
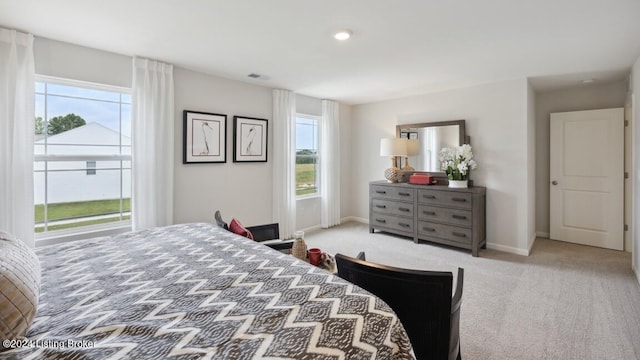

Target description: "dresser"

left=369, top=181, right=486, bottom=257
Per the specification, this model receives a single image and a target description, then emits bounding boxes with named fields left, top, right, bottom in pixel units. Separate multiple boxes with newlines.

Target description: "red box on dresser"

left=409, top=173, right=433, bottom=185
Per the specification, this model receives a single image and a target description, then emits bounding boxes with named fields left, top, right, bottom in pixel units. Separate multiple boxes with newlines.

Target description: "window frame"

left=34, top=75, right=132, bottom=244
left=295, top=113, right=321, bottom=199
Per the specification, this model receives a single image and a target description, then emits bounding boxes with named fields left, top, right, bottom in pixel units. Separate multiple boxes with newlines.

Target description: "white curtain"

left=131, top=57, right=174, bottom=231
left=0, top=29, right=35, bottom=247
left=320, top=100, right=341, bottom=228
left=272, top=89, right=296, bottom=239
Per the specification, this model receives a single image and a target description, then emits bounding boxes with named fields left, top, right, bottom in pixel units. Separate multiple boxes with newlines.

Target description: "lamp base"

left=384, top=167, right=402, bottom=183
left=402, top=157, right=414, bottom=171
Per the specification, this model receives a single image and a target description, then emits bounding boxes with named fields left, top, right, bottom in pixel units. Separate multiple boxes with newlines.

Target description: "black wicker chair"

left=214, top=210, right=294, bottom=252
left=335, top=252, right=463, bottom=360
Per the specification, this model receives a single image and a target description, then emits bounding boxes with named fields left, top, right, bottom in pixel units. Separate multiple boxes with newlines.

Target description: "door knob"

left=552, top=180, right=558, bottom=185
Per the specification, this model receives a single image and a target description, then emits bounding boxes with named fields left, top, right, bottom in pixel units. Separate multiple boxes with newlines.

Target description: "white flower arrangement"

left=439, top=144, right=478, bottom=180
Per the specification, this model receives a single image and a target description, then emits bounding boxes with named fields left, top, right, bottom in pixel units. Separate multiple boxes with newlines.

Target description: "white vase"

left=448, top=180, right=468, bottom=188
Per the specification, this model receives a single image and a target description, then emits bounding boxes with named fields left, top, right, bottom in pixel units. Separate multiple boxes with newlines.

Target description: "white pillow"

left=0, top=231, right=41, bottom=342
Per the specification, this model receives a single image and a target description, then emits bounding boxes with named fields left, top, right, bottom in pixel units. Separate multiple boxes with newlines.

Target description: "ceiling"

left=1, top=0, right=639, bottom=105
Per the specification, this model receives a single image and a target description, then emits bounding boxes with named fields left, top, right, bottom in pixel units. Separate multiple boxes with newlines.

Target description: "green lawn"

left=296, top=163, right=317, bottom=196
left=35, top=198, right=130, bottom=232
left=35, top=198, right=130, bottom=222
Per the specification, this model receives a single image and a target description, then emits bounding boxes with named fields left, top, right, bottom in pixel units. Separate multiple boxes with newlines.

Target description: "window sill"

left=297, top=194, right=321, bottom=201
left=35, top=220, right=132, bottom=247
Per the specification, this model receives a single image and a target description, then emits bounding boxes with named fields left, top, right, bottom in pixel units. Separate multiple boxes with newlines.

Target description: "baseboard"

left=301, top=224, right=322, bottom=234
left=341, top=216, right=368, bottom=224
left=486, top=242, right=530, bottom=256
left=536, top=232, right=550, bottom=238
left=528, top=233, right=537, bottom=254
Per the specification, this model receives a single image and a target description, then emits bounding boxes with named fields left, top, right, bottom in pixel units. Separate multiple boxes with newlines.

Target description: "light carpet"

left=304, top=222, right=640, bottom=360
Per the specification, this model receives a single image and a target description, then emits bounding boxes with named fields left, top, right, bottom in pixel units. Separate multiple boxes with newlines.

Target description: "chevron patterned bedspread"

left=1, top=223, right=415, bottom=359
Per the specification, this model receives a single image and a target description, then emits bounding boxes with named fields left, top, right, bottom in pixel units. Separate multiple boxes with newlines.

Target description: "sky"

left=296, top=116, right=317, bottom=151
left=35, top=81, right=131, bottom=139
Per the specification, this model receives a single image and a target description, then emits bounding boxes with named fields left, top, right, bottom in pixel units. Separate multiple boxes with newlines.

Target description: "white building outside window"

left=34, top=77, right=131, bottom=236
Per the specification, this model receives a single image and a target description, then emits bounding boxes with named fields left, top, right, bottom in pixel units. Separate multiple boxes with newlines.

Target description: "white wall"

left=534, top=81, right=628, bottom=246
left=34, top=37, right=131, bottom=88
left=351, top=79, right=534, bottom=254
left=34, top=37, right=354, bottom=232
left=527, top=81, right=536, bottom=251
left=173, top=67, right=273, bottom=226
left=632, top=56, right=640, bottom=280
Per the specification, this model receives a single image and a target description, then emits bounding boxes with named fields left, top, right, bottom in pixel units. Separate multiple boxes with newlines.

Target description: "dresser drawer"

left=371, top=213, right=414, bottom=233
left=417, top=205, right=472, bottom=227
left=372, top=199, right=414, bottom=217
left=371, top=185, right=415, bottom=202
left=418, top=221, right=472, bottom=245
left=418, top=189, right=472, bottom=209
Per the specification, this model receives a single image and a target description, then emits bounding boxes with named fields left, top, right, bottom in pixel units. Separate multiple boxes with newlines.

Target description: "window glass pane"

left=45, top=83, right=121, bottom=102
left=296, top=115, right=318, bottom=196
left=35, top=167, right=130, bottom=232
left=86, top=161, right=96, bottom=175
left=296, top=154, right=317, bottom=196
left=34, top=79, right=131, bottom=235
left=35, top=81, right=45, bottom=93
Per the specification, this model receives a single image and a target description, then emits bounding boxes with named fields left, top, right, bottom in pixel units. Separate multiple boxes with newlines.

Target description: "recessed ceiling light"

left=582, top=78, right=596, bottom=84
left=334, top=30, right=352, bottom=41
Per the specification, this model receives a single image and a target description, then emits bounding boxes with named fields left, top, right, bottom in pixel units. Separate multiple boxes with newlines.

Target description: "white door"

left=550, top=108, right=624, bottom=250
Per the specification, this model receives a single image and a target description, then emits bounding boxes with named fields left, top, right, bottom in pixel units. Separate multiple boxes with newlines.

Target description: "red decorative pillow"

left=229, top=218, right=254, bottom=240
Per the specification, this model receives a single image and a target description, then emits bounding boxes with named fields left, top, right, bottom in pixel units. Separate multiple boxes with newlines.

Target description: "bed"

left=1, top=223, right=415, bottom=359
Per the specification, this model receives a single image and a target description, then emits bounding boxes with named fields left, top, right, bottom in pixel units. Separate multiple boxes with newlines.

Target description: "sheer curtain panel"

left=320, top=100, right=341, bottom=228
left=272, top=89, right=297, bottom=238
left=0, top=29, right=35, bottom=247
left=131, top=57, right=174, bottom=231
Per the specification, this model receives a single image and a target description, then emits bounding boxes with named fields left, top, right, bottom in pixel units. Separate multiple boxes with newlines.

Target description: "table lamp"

left=380, top=138, right=407, bottom=183
left=403, top=139, right=420, bottom=171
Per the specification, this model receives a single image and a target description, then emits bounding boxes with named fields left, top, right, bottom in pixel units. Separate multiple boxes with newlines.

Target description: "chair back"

left=335, top=253, right=463, bottom=360
left=246, top=223, right=280, bottom=242
left=449, top=268, right=464, bottom=360
left=214, top=210, right=228, bottom=230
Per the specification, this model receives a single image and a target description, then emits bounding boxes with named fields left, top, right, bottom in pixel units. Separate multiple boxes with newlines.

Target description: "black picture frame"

left=183, top=110, right=227, bottom=164
left=233, top=116, right=268, bottom=162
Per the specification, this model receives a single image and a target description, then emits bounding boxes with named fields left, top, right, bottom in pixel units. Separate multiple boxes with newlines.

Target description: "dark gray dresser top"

left=370, top=180, right=486, bottom=194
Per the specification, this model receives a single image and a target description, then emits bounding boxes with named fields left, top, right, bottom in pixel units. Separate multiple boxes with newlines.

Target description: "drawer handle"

left=452, top=198, right=467, bottom=202
left=398, top=192, right=411, bottom=197
left=399, top=207, right=410, bottom=212
left=452, top=214, right=467, bottom=220
left=376, top=218, right=387, bottom=223
left=399, top=223, right=410, bottom=228
left=423, top=195, right=436, bottom=199
left=452, top=232, right=467, bottom=238
left=422, top=227, right=436, bottom=232
left=423, top=211, right=436, bottom=216
left=376, top=190, right=387, bottom=194
left=375, top=204, right=387, bottom=209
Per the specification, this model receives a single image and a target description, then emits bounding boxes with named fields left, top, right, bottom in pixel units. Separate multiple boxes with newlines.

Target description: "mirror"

left=396, top=120, right=467, bottom=174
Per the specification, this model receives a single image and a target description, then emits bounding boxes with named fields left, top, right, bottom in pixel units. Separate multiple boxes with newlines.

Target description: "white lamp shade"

left=380, top=138, right=407, bottom=156
left=407, top=139, right=420, bottom=156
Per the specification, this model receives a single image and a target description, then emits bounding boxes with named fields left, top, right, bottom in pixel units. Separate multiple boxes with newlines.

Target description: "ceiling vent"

left=247, top=73, right=270, bottom=81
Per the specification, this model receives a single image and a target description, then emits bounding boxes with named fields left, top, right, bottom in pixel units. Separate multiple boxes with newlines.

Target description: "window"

left=296, top=115, right=319, bottom=197
left=34, top=78, right=131, bottom=235
left=86, top=161, right=96, bottom=175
